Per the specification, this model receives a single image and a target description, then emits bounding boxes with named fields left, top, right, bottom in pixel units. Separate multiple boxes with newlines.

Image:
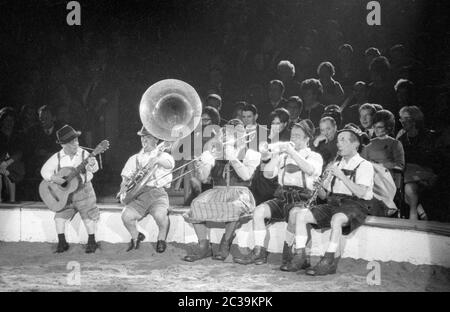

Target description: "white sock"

left=254, top=230, right=266, bottom=247
left=326, top=242, right=339, bottom=253
left=285, top=231, right=295, bottom=246
left=295, top=235, right=307, bottom=249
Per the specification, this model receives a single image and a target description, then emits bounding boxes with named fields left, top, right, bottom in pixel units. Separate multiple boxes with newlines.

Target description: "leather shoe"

left=306, top=252, right=338, bottom=276
left=281, top=242, right=293, bottom=265
left=85, top=242, right=99, bottom=254
left=55, top=241, right=69, bottom=253
left=126, top=232, right=146, bottom=252
left=280, top=250, right=310, bottom=272
left=212, top=234, right=234, bottom=261
left=254, top=246, right=268, bottom=265
left=183, top=240, right=212, bottom=262
left=156, top=240, right=167, bottom=253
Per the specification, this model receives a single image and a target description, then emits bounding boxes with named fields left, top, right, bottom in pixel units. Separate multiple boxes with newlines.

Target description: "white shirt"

left=121, top=150, right=175, bottom=188
left=41, top=147, right=99, bottom=183
left=324, top=153, right=374, bottom=200
left=275, top=148, right=323, bottom=190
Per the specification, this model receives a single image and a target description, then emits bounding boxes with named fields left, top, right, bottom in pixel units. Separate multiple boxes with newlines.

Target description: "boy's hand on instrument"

left=330, top=165, right=346, bottom=180
left=87, top=157, right=96, bottom=166
left=51, top=175, right=66, bottom=185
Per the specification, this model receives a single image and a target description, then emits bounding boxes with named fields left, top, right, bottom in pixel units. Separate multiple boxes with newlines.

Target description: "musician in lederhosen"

left=294, top=124, right=373, bottom=276
left=120, top=126, right=175, bottom=253
left=234, top=119, right=323, bottom=269
left=182, top=119, right=261, bottom=262
left=40, top=125, right=100, bottom=253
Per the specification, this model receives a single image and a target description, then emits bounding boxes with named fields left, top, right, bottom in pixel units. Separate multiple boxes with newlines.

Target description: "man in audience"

left=359, top=103, right=378, bottom=139
left=259, top=80, right=287, bottom=126
left=312, top=116, right=338, bottom=168
left=241, top=103, right=267, bottom=152
left=317, top=61, right=345, bottom=106
left=282, top=96, right=303, bottom=124
left=277, top=60, right=301, bottom=98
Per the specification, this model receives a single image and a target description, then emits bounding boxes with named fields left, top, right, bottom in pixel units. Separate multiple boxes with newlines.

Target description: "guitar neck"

left=65, top=151, right=96, bottom=182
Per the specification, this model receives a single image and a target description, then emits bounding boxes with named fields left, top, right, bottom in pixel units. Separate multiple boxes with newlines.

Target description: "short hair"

left=38, top=105, right=54, bottom=116
left=242, top=103, right=258, bottom=115
left=0, top=106, right=15, bottom=125
left=286, top=96, right=303, bottom=110
left=269, top=107, right=290, bottom=124
left=390, top=44, right=405, bottom=55
left=202, top=106, right=221, bottom=126
left=322, top=105, right=342, bottom=127
left=353, top=81, right=367, bottom=89
left=269, top=80, right=285, bottom=94
left=373, top=109, right=396, bottom=135
left=369, top=56, right=391, bottom=78
left=317, top=61, right=336, bottom=76
left=277, top=60, right=295, bottom=77
left=372, top=104, right=383, bottom=112
left=300, top=78, right=323, bottom=98
left=233, top=101, right=247, bottom=110
left=399, top=105, right=424, bottom=129
left=359, top=103, right=377, bottom=116
left=365, top=47, right=381, bottom=58
left=320, top=116, right=337, bottom=127
left=394, top=78, right=414, bottom=92
left=339, top=43, right=354, bottom=54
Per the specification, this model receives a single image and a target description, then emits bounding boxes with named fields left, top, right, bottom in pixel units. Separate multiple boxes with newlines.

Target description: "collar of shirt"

left=59, top=147, right=83, bottom=159
left=339, top=153, right=363, bottom=168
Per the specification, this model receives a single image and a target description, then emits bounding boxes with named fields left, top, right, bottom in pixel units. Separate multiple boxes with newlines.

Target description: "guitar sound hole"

left=61, top=180, right=68, bottom=188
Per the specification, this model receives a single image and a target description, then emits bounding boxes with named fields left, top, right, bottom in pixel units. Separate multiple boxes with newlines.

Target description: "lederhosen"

left=264, top=154, right=313, bottom=222
left=54, top=150, right=98, bottom=221
left=310, top=160, right=370, bottom=235
left=184, top=148, right=256, bottom=223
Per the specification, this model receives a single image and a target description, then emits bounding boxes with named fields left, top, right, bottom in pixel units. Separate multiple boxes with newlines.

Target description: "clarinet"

left=304, top=155, right=341, bottom=209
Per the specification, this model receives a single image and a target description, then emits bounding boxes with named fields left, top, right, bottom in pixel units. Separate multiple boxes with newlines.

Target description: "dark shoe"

left=126, top=232, right=146, bottom=252
left=280, top=249, right=310, bottom=272
left=55, top=241, right=69, bottom=253
left=233, top=252, right=255, bottom=265
left=281, top=242, right=293, bottom=265
left=254, top=246, right=268, bottom=265
left=156, top=240, right=167, bottom=253
left=212, top=234, right=234, bottom=261
left=85, top=242, right=99, bottom=254
left=183, top=240, right=212, bottom=262
left=306, top=252, right=339, bottom=276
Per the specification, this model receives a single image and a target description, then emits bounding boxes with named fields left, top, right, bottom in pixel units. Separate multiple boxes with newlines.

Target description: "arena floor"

left=0, top=241, right=449, bottom=292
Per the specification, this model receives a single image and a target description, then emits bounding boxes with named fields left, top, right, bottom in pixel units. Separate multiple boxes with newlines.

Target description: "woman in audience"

left=299, top=78, right=325, bottom=126
left=317, top=61, right=345, bottom=106
left=396, top=106, right=437, bottom=220
left=268, top=108, right=291, bottom=143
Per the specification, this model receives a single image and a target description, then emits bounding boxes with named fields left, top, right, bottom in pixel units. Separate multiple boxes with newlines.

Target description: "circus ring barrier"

left=1, top=202, right=449, bottom=268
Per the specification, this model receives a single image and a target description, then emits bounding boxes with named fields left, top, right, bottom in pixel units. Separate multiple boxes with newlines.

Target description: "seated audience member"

left=268, top=108, right=291, bottom=143
left=232, top=101, right=247, bottom=122
left=300, top=78, right=325, bottom=126
left=361, top=110, right=405, bottom=174
left=205, top=94, right=225, bottom=125
left=362, top=47, right=381, bottom=81
left=322, top=105, right=342, bottom=129
left=367, top=56, right=398, bottom=115
left=396, top=106, right=437, bottom=220
left=394, top=79, right=415, bottom=108
left=241, top=103, right=268, bottom=152
left=277, top=60, right=301, bottom=98
left=258, top=80, right=287, bottom=127
left=312, top=116, right=338, bottom=168
left=281, top=96, right=303, bottom=124
left=317, top=61, right=345, bottom=106
left=341, top=81, right=368, bottom=125
left=18, top=104, right=39, bottom=135
left=29, top=105, right=62, bottom=178
left=0, top=107, right=25, bottom=202
left=335, top=44, right=360, bottom=91
left=359, top=103, right=377, bottom=139
left=292, top=46, right=316, bottom=83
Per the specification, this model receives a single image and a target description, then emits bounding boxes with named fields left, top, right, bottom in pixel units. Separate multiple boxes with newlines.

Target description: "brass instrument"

left=118, top=79, right=202, bottom=204
left=303, top=155, right=341, bottom=209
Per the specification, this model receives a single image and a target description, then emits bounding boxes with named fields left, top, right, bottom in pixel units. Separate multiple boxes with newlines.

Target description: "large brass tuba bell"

left=139, top=79, right=202, bottom=141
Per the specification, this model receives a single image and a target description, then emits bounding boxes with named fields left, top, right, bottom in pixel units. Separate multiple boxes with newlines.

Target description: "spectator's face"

left=39, top=110, right=54, bottom=129
left=319, top=67, right=332, bottom=80
left=320, top=120, right=337, bottom=141
left=290, top=126, right=308, bottom=148
left=353, top=84, right=367, bottom=102
left=62, top=138, right=79, bottom=155
left=337, top=132, right=357, bottom=156
left=201, top=113, right=212, bottom=127
left=233, top=109, right=244, bottom=122
left=339, top=49, right=352, bottom=62
left=141, top=135, right=158, bottom=152
left=206, top=98, right=221, bottom=111
left=270, top=117, right=287, bottom=138
left=399, top=112, right=414, bottom=131
left=374, top=121, right=387, bottom=137
left=242, top=110, right=257, bottom=127
left=268, top=85, right=283, bottom=103
left=359, top=109, right=373, bottom=129
left=302, top=89, right=317, bottom=105
left=278, top=67, right=294, bottom=82
left=286, top=102, right=300, bottom=120
left=1, top=115, right=15, bottom=134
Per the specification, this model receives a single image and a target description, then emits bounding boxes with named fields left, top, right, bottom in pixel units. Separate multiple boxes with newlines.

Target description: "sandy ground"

left=0, top=241, right=449, bottom=292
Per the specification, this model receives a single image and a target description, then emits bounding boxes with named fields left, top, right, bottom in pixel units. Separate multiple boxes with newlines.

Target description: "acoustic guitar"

left=39, top=140, right=110, bottom=212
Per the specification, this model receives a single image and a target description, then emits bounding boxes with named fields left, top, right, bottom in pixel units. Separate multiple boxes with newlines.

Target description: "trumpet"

left=259, top=141, right=295, bottom=155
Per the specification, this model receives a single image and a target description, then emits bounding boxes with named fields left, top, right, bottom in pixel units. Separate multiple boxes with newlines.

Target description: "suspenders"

left=330, top=160, right=364, bottom=193
left=56, top=150, right=88, bottom=184
left=281, top=154, right=308, bottom=188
